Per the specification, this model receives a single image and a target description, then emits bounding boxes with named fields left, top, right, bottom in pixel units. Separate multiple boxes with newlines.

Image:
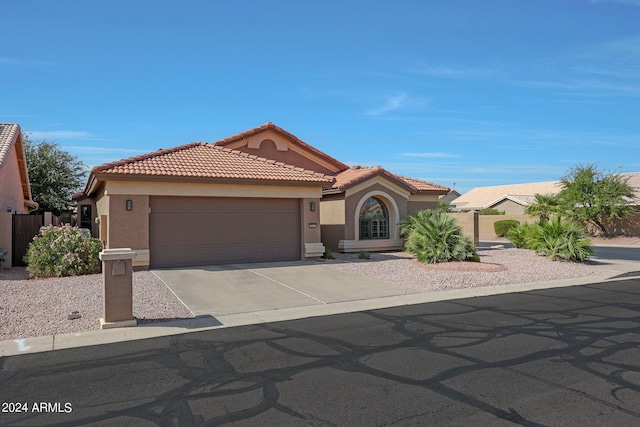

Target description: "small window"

left=359, top=197, right=389, bottom=240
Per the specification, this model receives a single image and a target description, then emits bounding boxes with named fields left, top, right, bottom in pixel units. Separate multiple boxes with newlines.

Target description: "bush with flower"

left=25, top=225, right=103, bottom=278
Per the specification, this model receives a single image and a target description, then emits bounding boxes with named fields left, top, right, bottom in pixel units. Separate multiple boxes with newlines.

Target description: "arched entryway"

left=359, top=196, right=389, bottom=240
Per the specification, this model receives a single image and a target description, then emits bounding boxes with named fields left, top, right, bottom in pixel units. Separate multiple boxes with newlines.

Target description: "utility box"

left=99, top=248, right=137, bottom=329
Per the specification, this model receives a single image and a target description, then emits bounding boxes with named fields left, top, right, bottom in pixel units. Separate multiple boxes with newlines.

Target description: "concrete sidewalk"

left=1, top=257, right=638, bottom=357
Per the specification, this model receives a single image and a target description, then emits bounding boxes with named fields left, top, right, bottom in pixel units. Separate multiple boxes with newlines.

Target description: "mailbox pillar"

left=99, top=248, right=137, bottom=329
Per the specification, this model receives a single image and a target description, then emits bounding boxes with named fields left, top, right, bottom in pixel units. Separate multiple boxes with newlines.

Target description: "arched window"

left=359, top=197, right=389, bottom=240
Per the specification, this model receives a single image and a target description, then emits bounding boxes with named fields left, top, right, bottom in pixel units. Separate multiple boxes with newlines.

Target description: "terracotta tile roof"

left=91, top=142, right=335, bottom=184
left=330, top=165, right=450, bottom=193
left=0, top=123, right=21, bottom=172
left=392, top=174, right=451, bottom=193
left=214, top=122, right=349, bottom=171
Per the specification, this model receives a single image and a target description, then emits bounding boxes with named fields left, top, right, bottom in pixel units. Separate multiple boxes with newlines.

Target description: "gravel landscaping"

left=0, top=247, right=622, bottom=342
left=330, top=247, right=617, bottom=293
left=0, top=269, right=194, bottom=341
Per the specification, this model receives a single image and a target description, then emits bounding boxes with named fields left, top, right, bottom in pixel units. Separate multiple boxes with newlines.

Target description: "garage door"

left=150, top=196, right=300, bottom=268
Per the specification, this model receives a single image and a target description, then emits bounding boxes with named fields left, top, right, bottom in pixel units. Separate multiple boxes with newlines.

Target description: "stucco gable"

left=330, top=165, right=450, bottom=196
left=213, top=122, right=349, bottom=175
left=0, top=123, right=37, bottom=212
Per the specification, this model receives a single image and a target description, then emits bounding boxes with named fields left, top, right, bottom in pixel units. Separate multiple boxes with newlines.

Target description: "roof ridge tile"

left=93, top=142, right=205, bottom=173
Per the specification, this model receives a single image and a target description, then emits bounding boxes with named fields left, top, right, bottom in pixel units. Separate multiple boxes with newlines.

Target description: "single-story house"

left=452, top=173, right=640, bottom=215
left=74, top=123, right=450, bottom=268
left=451, top=181, right=563, bottom=215
left=621, top=172, right=640, bottom=208
left=0, top=123, right=38, bottom=214
left=0, top=123, right=38, bottom=267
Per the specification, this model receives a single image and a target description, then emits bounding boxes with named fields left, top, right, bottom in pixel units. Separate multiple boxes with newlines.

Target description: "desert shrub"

left=494, top=220, right=520, bottom=237
left=478, top=208, right=505, bottom=215
left=530, top=218, right=593, bottom=262
left=400, top=210, right=477, bottom=264
left=507, top=223, right=538, bottom=248
left=507, top=218, right=592, bottom=262
left=358, top=251, right=370, bottom=260
left=322, top=247, right=335, bottom=260
left=25, top=225, right=103, bottom=278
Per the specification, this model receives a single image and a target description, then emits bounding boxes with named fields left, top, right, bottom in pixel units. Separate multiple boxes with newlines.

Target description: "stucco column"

left=99, top=248, right=137, bottom=329
left=302, top=197, right=324, bottom=258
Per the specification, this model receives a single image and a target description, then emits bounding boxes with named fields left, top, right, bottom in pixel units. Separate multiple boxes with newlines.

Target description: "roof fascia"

left=90, top=172, right=331, bottom=188
left=14, top=131, right=37, bottom=210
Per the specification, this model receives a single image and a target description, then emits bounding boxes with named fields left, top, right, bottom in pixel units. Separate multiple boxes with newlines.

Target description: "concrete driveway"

left=152, top=260, right=419, bottom=317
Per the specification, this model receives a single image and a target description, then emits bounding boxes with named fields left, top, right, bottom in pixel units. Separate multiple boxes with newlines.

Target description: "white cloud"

left=0, top=57, right=59, bottom=66
left=62, top=146, right=147, bottom=155
left=407, top=63, right=494, bottom=79
left=399, top=152, right=462, bottom=158
left=27, top=130, right=98, bottom=140
left=587, top=0, right=640, bottom=6
left=366, top=93, right=411, bottom=116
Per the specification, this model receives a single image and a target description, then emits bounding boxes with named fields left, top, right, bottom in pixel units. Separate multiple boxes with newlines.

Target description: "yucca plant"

left=400, top=210, right=477, bottom=264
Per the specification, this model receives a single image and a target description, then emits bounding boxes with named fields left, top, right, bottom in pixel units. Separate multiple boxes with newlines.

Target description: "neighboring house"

left=439, top=189, right=461, bottom=204
left=74, top=123, right=450, bottom=268
left=0, top=123, right=38, bottom=268
left=451, top=181, right=563, bottom=215
left=453, top=173, right=640, bottom=215
left=620, top=172, right=640, bottom=208
left=0, top=123, right=38, bottom=214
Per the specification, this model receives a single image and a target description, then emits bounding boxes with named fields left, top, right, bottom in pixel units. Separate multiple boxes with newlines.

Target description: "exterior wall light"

left=310, top=201, right=316, bottom=211
left=126, top=199, right=133, bottom=211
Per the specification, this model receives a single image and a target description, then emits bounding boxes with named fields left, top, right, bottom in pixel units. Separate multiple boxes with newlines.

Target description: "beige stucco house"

left=0, top=123, right=38, bottom=267
left=451, top=181, right=563, bottom=215
left=75, top=123, right=449, bottom=269
left=0, top=123, right=37, bottom=214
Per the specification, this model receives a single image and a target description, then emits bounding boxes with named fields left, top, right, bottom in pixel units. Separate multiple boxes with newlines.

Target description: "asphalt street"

left=479, top=242, right=640, bottom=262
left=1, top=278, right=640, bottom=426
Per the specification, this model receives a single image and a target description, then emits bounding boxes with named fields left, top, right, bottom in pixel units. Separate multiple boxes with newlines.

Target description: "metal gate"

left=12, top=214, right=43, bottom=266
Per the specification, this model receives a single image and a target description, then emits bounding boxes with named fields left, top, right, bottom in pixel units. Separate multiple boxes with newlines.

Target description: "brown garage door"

left=150, top=196, right=300, bottom=268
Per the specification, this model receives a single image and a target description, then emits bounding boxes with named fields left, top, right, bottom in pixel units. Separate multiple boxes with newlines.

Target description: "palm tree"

left=524, top=193, right=565, bottom=221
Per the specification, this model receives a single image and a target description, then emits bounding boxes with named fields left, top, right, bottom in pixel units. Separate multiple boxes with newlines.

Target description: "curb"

left=1, top=260, right=636, bottom=358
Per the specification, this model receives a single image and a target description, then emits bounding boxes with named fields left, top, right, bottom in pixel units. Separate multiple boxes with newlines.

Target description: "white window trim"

left=353, top=190, right=400, bottom=242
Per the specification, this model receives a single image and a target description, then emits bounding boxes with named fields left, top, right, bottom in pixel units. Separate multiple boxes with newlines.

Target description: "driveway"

left=152, top=260, right=419, bottom=317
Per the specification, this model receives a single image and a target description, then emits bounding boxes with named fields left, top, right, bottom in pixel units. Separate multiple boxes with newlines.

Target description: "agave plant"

left=400, top=210, right=477, bottom=264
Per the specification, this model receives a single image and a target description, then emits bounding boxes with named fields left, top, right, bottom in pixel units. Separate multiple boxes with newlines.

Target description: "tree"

left=559, top=164, right=636, bottom=236
left=524, top=193, right=566, bottom=221
left=23, top=135, right=88, bottom=216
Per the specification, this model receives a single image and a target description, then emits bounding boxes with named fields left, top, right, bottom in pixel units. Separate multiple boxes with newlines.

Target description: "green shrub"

left=400, top=210, right=477, bottom=264
left=478, top=208, right=505, bottom=215
left=322, top=247, right=335, bottom=260
left=507, top=223, right=538, bottom=248
left=507, top=218, right=593, bottom=262
left=494, top=220, right=520, bottom=237
left=25, top=225, right=103, bottom=278
left=357, top=251, right=370, bottom=260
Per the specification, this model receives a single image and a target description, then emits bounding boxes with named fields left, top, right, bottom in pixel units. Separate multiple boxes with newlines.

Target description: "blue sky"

left=3, top=0, right=640, bottom=194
